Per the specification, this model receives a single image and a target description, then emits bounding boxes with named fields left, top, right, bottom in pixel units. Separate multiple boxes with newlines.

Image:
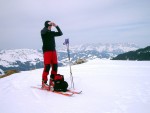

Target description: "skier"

left=41, top=20, right=63, bottom=89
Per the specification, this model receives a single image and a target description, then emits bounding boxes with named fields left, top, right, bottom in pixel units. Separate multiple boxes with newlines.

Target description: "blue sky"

left=0, top=0, right=150, bottom=49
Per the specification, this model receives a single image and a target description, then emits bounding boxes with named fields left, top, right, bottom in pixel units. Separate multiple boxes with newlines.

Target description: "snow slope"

left=0, top=60, right=150, bottom=113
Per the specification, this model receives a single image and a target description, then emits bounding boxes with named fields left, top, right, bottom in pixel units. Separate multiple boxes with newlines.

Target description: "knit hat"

left=45, top=20, right=51, bottom=28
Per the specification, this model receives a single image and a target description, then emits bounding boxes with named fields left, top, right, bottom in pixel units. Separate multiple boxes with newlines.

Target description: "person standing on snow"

left=41, top=20, right=63, bottom=88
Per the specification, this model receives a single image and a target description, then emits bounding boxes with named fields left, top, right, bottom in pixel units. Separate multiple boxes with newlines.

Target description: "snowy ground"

left=0, top=59, right=150, bottom=113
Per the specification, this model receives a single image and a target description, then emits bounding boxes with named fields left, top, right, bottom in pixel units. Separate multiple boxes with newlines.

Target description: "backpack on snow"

left=50, top=74, right=68, bottom=92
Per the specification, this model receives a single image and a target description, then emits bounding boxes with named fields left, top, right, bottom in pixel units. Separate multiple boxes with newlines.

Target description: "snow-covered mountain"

left=60, top=43, right=138, bottom=53
left=58, top=43, right=139, bottom=64
left=0, top=43, right=139, bottom=75
left=0, top=49, right=44, bottom=75
left=0, top=59, right=150, bottom=113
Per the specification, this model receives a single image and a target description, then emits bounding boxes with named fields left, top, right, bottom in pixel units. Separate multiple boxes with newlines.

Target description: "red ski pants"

left=42, top=51, right=58, bottom=82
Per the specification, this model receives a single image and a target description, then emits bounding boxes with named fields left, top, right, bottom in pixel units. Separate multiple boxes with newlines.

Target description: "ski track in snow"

left=0, top=59, right=150, bottom=113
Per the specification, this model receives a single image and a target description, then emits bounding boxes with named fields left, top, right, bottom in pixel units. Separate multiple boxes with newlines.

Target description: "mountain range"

left=0, top=43, right=139, bottom=75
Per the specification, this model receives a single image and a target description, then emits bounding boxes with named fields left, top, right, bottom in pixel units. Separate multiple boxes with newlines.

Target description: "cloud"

left=0, top=0, right=150, bottom=49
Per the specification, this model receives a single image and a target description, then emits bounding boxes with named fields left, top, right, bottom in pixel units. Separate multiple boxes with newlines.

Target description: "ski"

left=31, top=86, right=74, bottom=97
left=67, top=89, right=82, bottom=94
left=38, top=85, right=82, bottom=94
left=37, top=85, right=82, bottom=94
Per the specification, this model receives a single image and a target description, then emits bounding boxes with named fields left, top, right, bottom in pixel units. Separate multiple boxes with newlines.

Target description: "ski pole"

left=63, top=39, right=75, bottom=89
left=67, top=43, right=74, bottom=89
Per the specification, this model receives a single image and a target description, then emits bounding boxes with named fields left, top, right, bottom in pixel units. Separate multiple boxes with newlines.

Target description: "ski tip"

left=67, top=89, right=82, bottom=94
left=78, top=91, right=82, bottom=94
left=75, top=90, right=82, bottom=94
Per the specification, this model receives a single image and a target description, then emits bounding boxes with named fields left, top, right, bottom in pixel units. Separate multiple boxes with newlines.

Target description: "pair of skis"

left=32, top=86, right=82, bottom=97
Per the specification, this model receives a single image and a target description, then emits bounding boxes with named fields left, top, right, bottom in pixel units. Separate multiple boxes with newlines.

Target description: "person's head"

left=45, top=20, right=52, bottom=30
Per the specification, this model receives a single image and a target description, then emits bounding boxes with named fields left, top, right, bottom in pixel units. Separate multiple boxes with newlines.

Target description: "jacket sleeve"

left=53, top=26, right=63, bottom=36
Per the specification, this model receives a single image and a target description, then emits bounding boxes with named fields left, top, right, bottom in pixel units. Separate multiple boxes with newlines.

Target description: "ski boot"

left=42, top=80, right=50, bottom=90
